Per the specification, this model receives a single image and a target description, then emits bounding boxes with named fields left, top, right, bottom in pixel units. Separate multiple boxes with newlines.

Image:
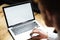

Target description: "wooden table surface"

left=0, top=4, right=45, bottom=40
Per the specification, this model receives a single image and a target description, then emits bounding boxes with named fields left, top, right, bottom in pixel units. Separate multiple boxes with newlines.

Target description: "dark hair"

left=39, top=0, right=60, bottom=14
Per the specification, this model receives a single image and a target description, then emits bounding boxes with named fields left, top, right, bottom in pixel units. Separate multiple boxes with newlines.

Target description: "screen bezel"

left=3, top=1, right=35, bottom=28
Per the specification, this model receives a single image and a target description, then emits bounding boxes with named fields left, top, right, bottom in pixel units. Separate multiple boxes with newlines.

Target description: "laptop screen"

left=4, top=3, right=34, bottom=26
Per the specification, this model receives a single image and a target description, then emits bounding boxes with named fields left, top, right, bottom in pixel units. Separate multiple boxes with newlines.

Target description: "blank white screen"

left=4, top=3, right=34, bottom=26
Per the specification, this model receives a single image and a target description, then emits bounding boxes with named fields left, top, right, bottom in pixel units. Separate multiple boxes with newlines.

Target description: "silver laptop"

left=3, top=1, right=40, bottom=40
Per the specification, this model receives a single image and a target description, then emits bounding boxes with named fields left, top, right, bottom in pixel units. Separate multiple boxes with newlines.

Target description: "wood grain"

left=0, top=4, right=13, bottom=40
left=0, top=4, right=44, bottom=40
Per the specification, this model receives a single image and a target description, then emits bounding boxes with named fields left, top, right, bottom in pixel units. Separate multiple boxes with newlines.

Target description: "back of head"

left=39, top=0, right=60, bottom=15
left=38, top=0, right=60, bottom=30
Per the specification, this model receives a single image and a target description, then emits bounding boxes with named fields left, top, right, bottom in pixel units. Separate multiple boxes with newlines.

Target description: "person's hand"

left=29, top=28, right=48, bottom=40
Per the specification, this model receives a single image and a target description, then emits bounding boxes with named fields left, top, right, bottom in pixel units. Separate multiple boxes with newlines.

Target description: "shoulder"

left=48, top=32, right=58, bottom=40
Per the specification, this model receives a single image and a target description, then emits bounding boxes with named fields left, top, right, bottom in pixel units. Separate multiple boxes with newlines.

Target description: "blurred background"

left=0, top=0, right=40, bottom=13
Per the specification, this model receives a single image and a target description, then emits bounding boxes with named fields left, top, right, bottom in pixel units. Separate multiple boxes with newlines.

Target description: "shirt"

left=38, top=26, right=58, bottom=40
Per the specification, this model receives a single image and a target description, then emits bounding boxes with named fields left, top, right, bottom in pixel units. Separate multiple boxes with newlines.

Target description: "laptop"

left=3, top=1, right=41, bottom=40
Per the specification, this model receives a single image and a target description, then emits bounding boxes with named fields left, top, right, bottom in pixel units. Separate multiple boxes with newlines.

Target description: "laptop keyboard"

left=11, top=22, right=38, bottom=35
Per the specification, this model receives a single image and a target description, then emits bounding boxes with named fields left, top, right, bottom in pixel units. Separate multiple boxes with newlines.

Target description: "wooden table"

left=0, top=4, right=46, bottom=40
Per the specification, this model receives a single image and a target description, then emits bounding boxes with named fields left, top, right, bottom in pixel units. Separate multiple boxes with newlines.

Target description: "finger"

left=30, top=32, right=40, bottom=36
left=32, top=28, right=40, bottom=32
left=31, top=36, right=41, bottom=39
left=30, top=28, right=40, bottom=35
left=28, top=37, right=40, bottom=40
left=32, top=35, right=47, bottom=39
left=31, top=34, right=47, bottom=39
